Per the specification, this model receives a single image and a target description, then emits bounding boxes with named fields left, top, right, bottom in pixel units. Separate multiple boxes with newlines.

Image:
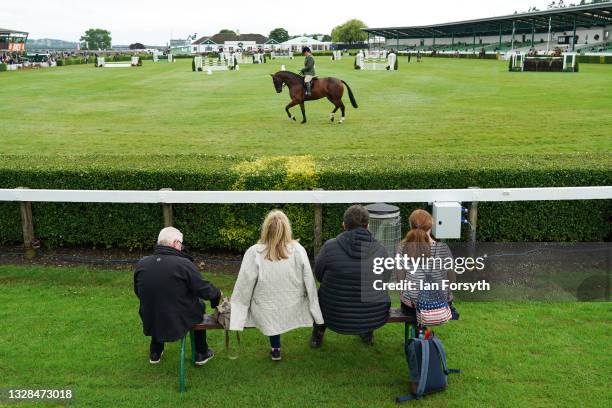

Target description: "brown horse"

left=270, top=71, right=358, bottom=124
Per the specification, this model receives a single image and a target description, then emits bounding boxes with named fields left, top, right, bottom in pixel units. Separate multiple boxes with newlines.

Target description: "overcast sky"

left=4, top=0, right=556, bottom=45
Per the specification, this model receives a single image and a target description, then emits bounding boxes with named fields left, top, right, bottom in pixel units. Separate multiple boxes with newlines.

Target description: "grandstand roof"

left=363, top=2, right=612, bottom=38
left=0, top=27, right=29, bottom=35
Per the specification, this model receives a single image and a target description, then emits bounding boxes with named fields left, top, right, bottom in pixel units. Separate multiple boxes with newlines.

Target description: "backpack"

left=415, top=259, right=452, bottom=327
left=396, top=332, right=459, bottom=402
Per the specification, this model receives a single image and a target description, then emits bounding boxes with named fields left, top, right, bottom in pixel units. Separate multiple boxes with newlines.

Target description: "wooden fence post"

left=468, top=187, right=479, bottom=258
left=160, top=188, right=173, bottom=227
left=313, top=189, right=323, bottom=258
left=17, top=187, right=35, bottom=257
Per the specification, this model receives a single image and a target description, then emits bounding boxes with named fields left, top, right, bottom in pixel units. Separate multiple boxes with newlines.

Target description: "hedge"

left=0, top=154, right=610, bottom=253
left=0, top=63, right=6, bottom=72
left=424, top=53, right=498, bottom=60
left=578, top=55, right=612, bottom=64
left=57, top=57, right=91, bottom=66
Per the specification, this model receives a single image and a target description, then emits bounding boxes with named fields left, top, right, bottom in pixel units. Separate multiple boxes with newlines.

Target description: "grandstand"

left=0, top=27, right=28, bottom=53
left=363, top=2, right=612, bottom=53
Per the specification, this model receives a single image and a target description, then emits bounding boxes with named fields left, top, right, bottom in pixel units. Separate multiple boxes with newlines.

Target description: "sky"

left=4, top=0, right=558, bottom=45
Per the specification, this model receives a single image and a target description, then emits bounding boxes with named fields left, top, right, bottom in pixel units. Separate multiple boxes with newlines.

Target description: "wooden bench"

left=178, top=308, right=416, bottom=392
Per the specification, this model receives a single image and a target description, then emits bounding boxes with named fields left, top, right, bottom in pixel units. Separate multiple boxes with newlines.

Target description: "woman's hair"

left=400, top=209, right=433, bottom=258
left=259, top=210, right=294, bottom=261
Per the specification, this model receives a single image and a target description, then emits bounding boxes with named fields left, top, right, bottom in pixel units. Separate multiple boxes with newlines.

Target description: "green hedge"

left=424, top=53, right=498, bottom=60
left=57, top=57, right=92, bottom=66
left=0, top=154, right=610, bottom=252
left=578, top=55, right=612, bottom=64
left=0, top=63, right=6, bottom=72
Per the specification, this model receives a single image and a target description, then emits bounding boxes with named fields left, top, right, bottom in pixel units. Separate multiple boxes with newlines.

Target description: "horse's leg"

left=339, top=102, right=346, bottom=124
left=299, top=102, right=306, bottom=124
left=326, top=96, right=339, bottom=122
left=285, top=100, right=298, bottom=121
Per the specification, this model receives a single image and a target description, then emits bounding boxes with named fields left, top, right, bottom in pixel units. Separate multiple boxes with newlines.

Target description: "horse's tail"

left=341, top=80, right=359, bottom=109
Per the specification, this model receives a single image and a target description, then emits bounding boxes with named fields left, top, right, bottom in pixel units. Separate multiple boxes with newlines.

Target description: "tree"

left=269, top=28, right=289, bottom=43
left=218, top=29, right=236, bottom=35
left=129, top=43, right=145, bottom=50
left=331, top=19, right=368, bottom=44
left=80, top=28, right=112, bottom=50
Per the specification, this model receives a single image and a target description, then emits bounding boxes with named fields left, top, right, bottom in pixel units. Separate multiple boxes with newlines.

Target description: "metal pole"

left=473, top=29, right=476, bottom=51
left=531, top=21, right=535, bottom=48
left=499, top=24, right=503, bottom=50
left=547, top=16, right=552, bottom=53
left=433, top=34, right=436, bottom=49
left=452, top=32, right=455, bottom=48
left=572, top=16, right=577, bottom=51
left=511, top=21, right=516, bottom=51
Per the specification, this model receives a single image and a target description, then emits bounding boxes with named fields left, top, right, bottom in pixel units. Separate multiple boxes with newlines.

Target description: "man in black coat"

left=311, top=205, right=391, bottom=347
left=134, top=227, right=221, bottom=364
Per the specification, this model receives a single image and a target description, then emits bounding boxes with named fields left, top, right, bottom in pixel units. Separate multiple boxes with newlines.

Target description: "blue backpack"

left=396, top=333, right=460, bottom=402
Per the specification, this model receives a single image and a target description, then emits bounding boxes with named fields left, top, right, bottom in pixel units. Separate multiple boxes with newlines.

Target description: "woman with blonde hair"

left=397, top=209, right=459, bottom=327
left=230, top=210, right=324, bottom=361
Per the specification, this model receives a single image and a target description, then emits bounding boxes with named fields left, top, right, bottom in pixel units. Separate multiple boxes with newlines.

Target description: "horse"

left=270, top=71, right=358, bottom=124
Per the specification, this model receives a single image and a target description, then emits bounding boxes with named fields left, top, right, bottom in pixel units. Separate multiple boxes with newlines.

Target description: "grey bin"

left=365, top=203, right=402, bottom=257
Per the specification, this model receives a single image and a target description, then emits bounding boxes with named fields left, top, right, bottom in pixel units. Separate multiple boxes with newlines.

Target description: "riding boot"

left=305, top=82, right=312, bottom=96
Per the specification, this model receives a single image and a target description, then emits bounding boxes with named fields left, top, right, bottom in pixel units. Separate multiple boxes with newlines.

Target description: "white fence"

left=1, top=186, right=610, bottom=204
left=2, top=186, right=610, bottom=252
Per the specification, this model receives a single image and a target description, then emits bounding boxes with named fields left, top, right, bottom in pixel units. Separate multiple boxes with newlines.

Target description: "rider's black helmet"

left=302, top=46, right=311, bottom=54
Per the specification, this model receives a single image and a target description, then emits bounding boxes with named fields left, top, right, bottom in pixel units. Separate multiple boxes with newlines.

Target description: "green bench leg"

left=190, top=330, right=196, bottom=366
left=178, top=330, right=197, bottom=393
left=179, top=336, right=186, bottom=393
left=404, top=322, right=416, bottom=344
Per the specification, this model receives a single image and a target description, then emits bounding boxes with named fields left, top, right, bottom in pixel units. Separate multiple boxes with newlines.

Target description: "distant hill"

left=27, top=38, right=78, bottom=50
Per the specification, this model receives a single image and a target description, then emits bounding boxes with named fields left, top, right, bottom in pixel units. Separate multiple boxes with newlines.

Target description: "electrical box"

left=432, top=202, right=462, bottom=239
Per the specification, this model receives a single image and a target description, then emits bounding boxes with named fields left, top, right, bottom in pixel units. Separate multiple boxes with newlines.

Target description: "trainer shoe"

left=195, top=348, right=215, bottom=366
left=270, top=348, right=282, bottom=361
left=149, top=351, right=163, bottom=364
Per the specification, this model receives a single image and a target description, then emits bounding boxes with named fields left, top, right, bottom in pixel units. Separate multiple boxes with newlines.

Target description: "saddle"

left=301, top=76, right=318, bottom=85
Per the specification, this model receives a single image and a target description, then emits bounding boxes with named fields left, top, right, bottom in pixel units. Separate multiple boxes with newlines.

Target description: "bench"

left=177, top=308, right=416, bottom=392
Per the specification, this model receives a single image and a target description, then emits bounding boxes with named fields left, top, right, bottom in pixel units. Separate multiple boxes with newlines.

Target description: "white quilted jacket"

left=230, top=242, right=324, bottom=336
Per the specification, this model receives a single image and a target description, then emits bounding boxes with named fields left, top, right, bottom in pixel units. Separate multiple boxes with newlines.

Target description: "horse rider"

left=300, top=46, right=316, bottom=96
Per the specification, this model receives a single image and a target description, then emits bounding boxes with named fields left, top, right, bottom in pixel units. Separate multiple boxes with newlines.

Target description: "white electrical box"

left=432, top=202, right=462, bottom=239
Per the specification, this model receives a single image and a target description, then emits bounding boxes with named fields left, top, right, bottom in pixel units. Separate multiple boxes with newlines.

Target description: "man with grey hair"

left=134, top=227, right=221, bottom=365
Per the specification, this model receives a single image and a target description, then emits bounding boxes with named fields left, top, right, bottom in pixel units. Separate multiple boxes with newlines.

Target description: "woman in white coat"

left=230, top=210, right=324, bottom=361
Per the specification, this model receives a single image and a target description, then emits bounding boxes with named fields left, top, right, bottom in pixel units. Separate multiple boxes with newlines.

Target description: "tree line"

left=78, top=19, right=369, bottom=50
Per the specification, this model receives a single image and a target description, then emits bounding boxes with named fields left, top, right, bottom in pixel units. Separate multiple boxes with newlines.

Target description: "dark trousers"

left=150, top=330, right=208, bottom=354
left=269, top=335, right=281, bottom=349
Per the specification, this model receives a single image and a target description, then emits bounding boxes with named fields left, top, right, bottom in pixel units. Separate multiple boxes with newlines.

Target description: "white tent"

left=279, top=36, right=331, bottom=52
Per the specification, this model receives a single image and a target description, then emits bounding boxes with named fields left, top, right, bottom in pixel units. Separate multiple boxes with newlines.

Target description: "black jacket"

left=134, top=245, right=221, bottom=342
left=315, top=227, right=391, bottom=334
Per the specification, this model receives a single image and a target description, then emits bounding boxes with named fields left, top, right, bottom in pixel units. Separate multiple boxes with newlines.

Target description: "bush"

left=0, top=63, right=7, bottom=72
left=0, top=154, right=609, bottom=252
left=425, top=52, right=498, bottom=60
left=578, top=55, right=612, bottom=64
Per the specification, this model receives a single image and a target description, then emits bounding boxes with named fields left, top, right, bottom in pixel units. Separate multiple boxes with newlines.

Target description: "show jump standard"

left=1, top=1, right=611, bottom=407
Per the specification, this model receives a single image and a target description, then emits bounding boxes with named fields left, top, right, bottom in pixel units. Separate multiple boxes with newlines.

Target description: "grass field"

left=0, top=265, right=610, bottom=408
left=1, top=57, right=611, bottom=159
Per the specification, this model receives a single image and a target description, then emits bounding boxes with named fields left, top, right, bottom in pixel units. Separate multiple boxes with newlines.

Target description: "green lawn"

left=0, top=265, right=609, bottom=407
left=1, top=58, right=611, bottom=158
